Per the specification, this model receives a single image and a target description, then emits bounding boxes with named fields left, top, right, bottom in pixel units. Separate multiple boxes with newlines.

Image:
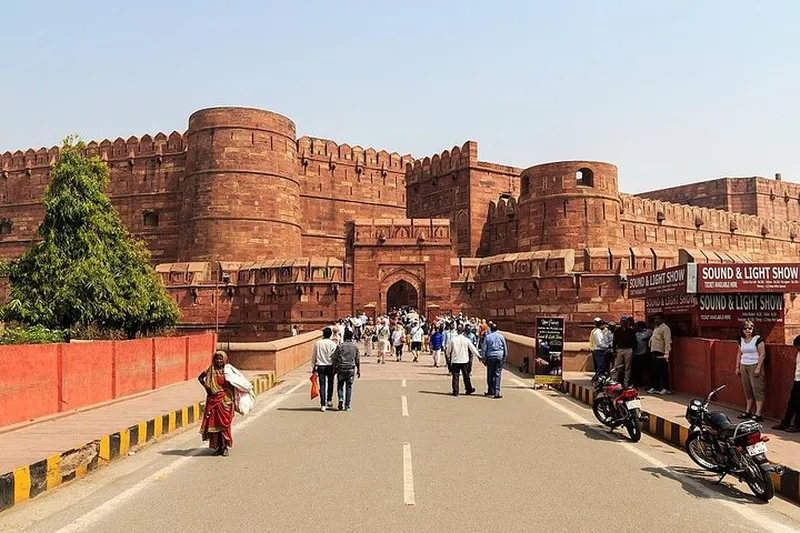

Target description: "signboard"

left=698, top=264, right=800, bottom=293
left=628, top=265, right=697, bottom=298
left=534, top=317, right=564, bottom=385
left=645, top=294, right=698, bottom=315
left=697, top=293, right=785, bottom=326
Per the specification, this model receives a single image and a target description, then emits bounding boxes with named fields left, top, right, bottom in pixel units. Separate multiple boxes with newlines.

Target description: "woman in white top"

left=735, top=320, right=766, bottom=422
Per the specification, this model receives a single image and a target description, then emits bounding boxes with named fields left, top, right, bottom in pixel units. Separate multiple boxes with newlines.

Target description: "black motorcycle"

left=684, top=384, right=784, bottom=502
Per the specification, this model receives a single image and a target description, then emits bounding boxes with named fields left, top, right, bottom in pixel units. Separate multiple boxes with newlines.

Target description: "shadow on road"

left=562, top=423, right=625, bottom=442
left=277, top=407, right=324, bottom=412
left=159, top=448, right=216, bottom=457
left=642, top=466, right=762, bottom=504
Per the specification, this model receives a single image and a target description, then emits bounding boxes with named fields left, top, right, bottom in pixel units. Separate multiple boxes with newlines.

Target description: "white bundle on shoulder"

left=224, top=363, right=256, bottom=416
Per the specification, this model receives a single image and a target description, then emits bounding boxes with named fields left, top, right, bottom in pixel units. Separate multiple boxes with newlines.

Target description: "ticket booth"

left=628, top=263, right=800, bottom=343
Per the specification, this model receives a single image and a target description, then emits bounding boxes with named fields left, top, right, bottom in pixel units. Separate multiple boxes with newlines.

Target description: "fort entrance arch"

left=385, top=279, right=419, bottom=313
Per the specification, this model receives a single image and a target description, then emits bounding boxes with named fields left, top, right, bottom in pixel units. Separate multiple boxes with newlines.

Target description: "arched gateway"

left=385, top=279, right=419, bottom=313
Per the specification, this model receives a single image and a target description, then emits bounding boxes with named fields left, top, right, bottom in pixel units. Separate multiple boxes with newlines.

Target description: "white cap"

left=593, top=317, right=602, bottom=322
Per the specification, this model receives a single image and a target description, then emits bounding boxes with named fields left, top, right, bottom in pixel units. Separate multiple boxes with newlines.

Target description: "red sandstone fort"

left=2, top=106, right=799, bottom=342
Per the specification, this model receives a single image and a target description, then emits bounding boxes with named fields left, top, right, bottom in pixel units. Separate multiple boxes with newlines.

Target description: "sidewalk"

left=561, top=371, right=800, bottom=504
left=0, top=370, right=274, bottom=513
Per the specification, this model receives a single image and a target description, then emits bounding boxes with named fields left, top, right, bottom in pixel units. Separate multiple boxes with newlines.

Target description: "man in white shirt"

left=446, top=331, right=480, bottom=396
left=311, top=327, right=338, bottom=411
left=589, top=318, right=611, bottom=380
left=410, top=321, right=424, bottom=363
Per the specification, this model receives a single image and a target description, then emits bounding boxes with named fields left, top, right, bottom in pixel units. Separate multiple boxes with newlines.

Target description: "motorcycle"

left=592, top=366, right=646, bottom=442
left=685, top=384, right=785, bottom=502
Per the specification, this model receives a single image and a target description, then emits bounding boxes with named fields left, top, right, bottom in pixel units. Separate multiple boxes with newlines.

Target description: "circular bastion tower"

left=516, top=161, right=622, bottom=251
left=178, top=107, right=302, bottom=262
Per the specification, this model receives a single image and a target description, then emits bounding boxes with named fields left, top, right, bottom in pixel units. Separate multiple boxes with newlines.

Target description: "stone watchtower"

left=178, top=107, right=302, bottom=262
left=516, top=161, right=622, bottom=251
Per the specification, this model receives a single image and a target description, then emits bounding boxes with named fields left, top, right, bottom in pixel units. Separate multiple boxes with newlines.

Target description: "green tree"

left=0, top=136, right=180, bottom=338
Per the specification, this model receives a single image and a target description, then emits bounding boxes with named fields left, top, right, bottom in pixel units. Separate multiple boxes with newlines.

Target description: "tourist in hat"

left=376, top=319, right=391, bottom=364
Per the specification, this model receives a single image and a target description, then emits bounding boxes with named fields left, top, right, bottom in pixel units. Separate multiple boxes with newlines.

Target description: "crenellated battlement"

left=1, top=131, right=187, bottom=173
left=405, top=141, right=477, bottom=183
left=620, top=193, right=800, bottom=243
left=296, top=136, right=413, bottom=172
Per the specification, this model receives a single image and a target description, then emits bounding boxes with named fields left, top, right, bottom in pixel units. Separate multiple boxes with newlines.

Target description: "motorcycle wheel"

left=625, top=411, right=641, bottom=442
left=744, top=458, right=775, bottom=502
left=685, top=433, right=725, bottom=473
left=592, top=396, right=615, bottom=427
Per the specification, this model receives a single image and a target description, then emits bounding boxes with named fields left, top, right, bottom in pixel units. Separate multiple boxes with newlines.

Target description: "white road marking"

left=402, top=379, right=407, bottom=387
left=403, top=442, right=415, bottom=506
left=401, top=395, right=409, bottom=417
left=510, top=377, right=797, bottom=533
left=50, top=380, right=306, bottom=533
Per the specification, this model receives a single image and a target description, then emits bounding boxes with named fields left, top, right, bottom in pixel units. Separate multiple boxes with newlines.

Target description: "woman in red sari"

left=198, top=351, right=235, bottom=456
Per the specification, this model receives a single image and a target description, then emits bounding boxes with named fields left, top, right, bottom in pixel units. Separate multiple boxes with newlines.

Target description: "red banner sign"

left=645, top=294, right=698, bottom=315
left=629, top=265, right=693, bottom=298
left=697, top=293, right=785, bottom=326
left=698, top=264, right=800, bottom=293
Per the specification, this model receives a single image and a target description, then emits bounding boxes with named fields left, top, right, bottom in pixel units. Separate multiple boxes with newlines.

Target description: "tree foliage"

left=0, top=136, right=180, bottom=338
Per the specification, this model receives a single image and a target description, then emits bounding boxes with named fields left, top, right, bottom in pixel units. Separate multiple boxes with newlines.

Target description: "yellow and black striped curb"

left=0, top=372, right=277, bottom=514
left=559, top=380, right=800, bottom=506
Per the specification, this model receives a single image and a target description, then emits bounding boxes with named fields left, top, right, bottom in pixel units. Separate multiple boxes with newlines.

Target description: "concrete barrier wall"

left=0, top=333, right=216, bottom=428
left=221, top=330, right=322, bottom=377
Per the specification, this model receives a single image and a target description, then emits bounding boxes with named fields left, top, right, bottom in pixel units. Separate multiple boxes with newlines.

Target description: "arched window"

left=576, top=168, right=594, bottom=187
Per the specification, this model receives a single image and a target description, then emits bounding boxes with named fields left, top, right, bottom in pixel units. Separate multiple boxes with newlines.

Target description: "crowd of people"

left=309, top=308, right=509, bottom=411
left=589, top=312, right=672, bottom=394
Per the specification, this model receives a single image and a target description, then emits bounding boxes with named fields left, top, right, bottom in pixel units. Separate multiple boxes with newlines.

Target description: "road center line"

left=51, top=380, right=306, bottom=533
left=402, top=379, right=407, bottom=387
left=403, top=442, right=415, bottom=506
left=509, top=377, right=797, bottom=533
left=401, top=395, right=409, bottom=417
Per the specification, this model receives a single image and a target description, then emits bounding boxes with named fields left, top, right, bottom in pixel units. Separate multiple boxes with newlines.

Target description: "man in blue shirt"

left=481, top=322, right=508, bottom=399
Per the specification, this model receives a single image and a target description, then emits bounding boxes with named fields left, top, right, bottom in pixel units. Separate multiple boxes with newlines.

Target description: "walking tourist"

left=311, top=327, right=338, bottom=411
left=612, top=316, right=637, bottom=387
left=410, top=320, right=424, bottom=362
left=736, top=320, right=766, bottom=422
left=198, top=351, right=252, bottom=456
left=332, top=329, right=361, bottom=411
left=376, top=319, right=391, bottom=364
left=773, top=334, right=800, bottom=432
left=647, top=313, right=672, bottom=395
left=430, top=325, right=445, bottom=367
left=481, top=322, right=508, bottom=398
left=445, top=329, right=479, bottom=396
left=392, top=324, right=406, bottom=362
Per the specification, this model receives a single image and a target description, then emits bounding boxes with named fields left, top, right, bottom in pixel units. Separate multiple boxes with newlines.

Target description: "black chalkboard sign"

left=534, top=317, right=564, bottom=384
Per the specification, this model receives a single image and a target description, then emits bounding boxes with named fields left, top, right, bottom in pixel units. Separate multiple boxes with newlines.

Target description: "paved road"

left=4, top=356, right=800, bottom=533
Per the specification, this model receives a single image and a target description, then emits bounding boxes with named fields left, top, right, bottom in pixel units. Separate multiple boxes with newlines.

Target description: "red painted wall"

left=0, top=344, right=60, bottom=426
left=0, top=333, right=216, bottom=428
left=671, top=337, right=796, bottom=419
left=154, top=337, right=186, bottom=388
left=61, top=341, right=114, bottom=412
left=115, top=338, right=155, bottom=398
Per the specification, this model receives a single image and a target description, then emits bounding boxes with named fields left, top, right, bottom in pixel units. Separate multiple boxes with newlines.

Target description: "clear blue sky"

left=1, top=1, right=798, bottom=193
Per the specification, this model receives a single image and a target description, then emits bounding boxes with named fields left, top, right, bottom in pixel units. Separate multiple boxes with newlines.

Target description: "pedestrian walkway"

left=0, top=371, right=262, bottom=476
left=561, top=371, right=800, bottom=501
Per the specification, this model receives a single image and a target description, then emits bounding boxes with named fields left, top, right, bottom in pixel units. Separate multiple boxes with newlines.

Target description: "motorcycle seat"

left=709, top=412, right=758, bottom=438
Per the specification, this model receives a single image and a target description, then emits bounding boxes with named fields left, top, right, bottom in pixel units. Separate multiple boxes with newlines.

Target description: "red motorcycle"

left=592, top=367, right=646, bottom=442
